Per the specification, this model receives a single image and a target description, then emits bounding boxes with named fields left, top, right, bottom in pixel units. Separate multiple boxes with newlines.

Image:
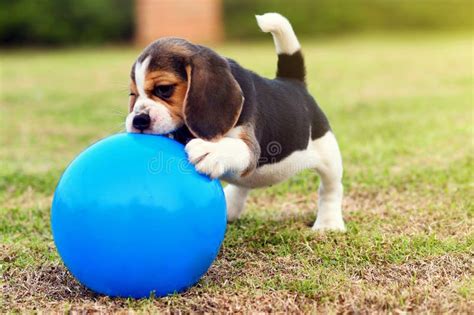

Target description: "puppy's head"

left=126, top=38, right=244, bottom=140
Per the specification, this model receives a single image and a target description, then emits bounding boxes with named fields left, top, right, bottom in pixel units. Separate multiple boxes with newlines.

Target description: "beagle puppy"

left=126, top=13, right=345, bottom=231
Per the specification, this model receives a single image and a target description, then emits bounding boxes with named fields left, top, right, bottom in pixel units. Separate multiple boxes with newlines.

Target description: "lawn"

left=1, top=32, right=473, bottom=313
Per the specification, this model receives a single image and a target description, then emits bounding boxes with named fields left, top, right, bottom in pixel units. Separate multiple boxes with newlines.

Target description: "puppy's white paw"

left=185, top=137, right=251, bottom=179
left=312, top=218, right=346, bottom=232
left=185, top=139, right=225, bottom=178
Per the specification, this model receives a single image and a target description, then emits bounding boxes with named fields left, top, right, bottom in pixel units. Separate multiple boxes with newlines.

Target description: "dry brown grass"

left=248, top=188, right=472, bottom=239
left=3, top=252, right=471, bottom=313
left=345, top=254, right=473, bottom=313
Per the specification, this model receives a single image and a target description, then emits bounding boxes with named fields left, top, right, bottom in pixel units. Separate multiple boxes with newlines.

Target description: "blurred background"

left=0, top=0, right=472, bottom=46
left=0, top=0, right=472, bottom=182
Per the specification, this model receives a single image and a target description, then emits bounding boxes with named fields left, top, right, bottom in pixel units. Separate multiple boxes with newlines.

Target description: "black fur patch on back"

left=228, top=60, right=331, bottom=167
left=276, top=51, right=305, bottom=83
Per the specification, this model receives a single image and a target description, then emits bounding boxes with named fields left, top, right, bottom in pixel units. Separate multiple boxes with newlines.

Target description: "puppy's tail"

left=255, top=13, right=305, bottom=83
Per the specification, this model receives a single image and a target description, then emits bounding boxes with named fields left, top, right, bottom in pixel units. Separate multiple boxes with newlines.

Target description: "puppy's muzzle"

left=132, top=113, right=151, bottom=131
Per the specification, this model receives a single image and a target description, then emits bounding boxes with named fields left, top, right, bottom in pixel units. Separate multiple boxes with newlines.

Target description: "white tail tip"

left=255, top=13, right=300, bottom=55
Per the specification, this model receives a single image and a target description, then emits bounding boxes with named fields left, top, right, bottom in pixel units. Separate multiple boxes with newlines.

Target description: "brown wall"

left=135, top=0, right=223, bottom=46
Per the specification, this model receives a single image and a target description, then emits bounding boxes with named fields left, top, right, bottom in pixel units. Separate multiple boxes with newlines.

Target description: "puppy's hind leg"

left=224, top=184, right=250, bottom=222
left=312, top=131, right=346, bottom=232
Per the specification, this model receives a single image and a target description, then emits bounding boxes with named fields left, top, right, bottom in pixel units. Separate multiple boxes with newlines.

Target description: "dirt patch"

left=343, top=253, right=474, bottom=313
left=1, top=262, right=316, bottom=313
left=1, top=187, right=53, bottom=210
left=3, top=252, right=472, bottom=313
left=246, top=188, right=472, bottom=238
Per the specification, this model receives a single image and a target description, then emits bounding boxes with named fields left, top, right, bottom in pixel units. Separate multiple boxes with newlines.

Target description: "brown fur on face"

left=144, top=70, right=187, bottom=122
left=129, top=70, right=188, bottom=123
left=128, top=38, right=196, bottom=122
left=129, top=37, right=243, bottom=138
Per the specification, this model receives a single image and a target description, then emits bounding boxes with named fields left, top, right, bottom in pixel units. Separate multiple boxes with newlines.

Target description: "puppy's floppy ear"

left=183, top=47, right=244, bottom=140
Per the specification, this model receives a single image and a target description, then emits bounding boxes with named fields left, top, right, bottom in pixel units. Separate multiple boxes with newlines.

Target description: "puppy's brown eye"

left=153, top=85, right=175, bottom=99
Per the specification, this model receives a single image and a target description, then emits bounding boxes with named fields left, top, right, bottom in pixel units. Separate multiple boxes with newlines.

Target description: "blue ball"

left=51, top=133, right=226, bottom=298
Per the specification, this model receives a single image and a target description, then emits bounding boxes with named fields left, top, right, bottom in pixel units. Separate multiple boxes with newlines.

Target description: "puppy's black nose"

left=132, top=113, right=151, bottom=131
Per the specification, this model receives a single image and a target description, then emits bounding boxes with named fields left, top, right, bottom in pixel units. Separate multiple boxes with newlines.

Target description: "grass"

left=1, top=32, right=473, bottom=312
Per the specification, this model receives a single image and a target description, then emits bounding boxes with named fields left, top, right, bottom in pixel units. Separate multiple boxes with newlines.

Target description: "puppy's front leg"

left=225, top=185, right=250, bottom=222
left=184, top=126, right=259, bottom=179
left=185, top=126, right=259, bottom=222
